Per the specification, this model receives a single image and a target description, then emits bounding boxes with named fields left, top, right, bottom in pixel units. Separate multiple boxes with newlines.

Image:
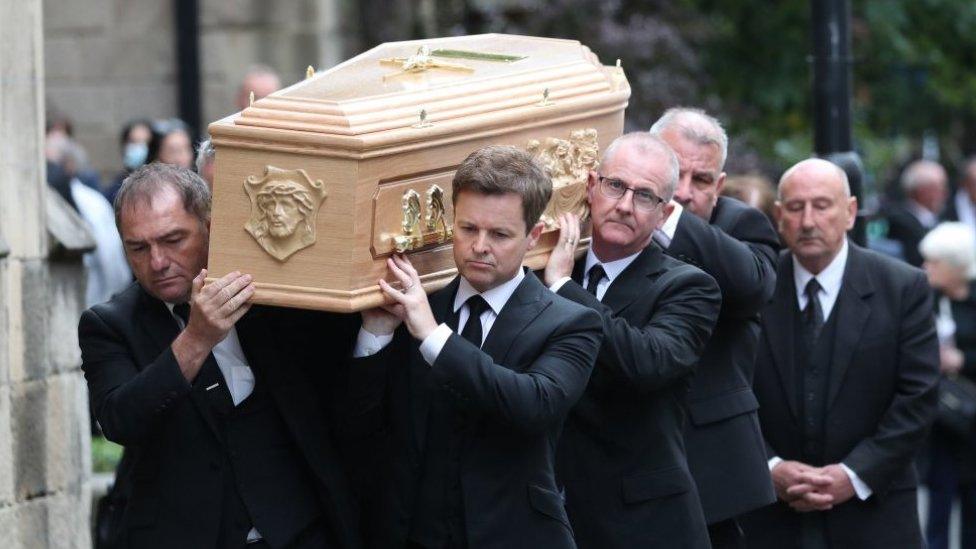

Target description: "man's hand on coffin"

left=544, top=212, right=580, bottom=286
left=172, top=269, right=254, bottom=382
left=361, top=304, right=403, bottom=336
left=377, top=254, right=438, bottom=341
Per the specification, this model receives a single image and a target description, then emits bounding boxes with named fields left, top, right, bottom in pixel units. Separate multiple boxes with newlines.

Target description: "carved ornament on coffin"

left=388, top=129, right=599, bottom=253
left=527, top=128, right=600, bottom=228
left=243, top=166, right=328, bottom=262
left=392, top=184, right=453, bottom=253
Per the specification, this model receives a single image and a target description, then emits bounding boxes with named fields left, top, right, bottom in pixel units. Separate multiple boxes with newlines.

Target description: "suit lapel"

left=764, top=254, right=801, bottom=421
left=826, top=245, right=874, bottom=411
left=411, top=277, right=460, bottom=452
left=598, top=244, right=666, bottom=314
left=480, top=272, right=548, bottom=365
left=136, top=289, right=223, bottom=440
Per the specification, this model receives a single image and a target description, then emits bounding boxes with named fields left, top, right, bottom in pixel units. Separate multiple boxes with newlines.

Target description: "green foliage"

left=91, top=435, right=123, bottom=474
left=453, top=0, right=976, bottom=184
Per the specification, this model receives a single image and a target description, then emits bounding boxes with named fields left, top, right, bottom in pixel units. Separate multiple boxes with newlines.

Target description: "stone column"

left=0, top=0, right=95, bottom=547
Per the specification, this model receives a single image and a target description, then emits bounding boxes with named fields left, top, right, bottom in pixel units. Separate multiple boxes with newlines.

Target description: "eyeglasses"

left=598, top=176, right=664, bottom=210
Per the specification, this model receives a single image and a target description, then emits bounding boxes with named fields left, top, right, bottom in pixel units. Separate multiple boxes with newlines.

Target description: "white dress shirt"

left=549, top=248, right=642, bottom=302
left=769, top=239, right=872, bottom=501
left=792, top=238, right=848, bottom=321
left=353, top=268, right=526, bottom=366
left=955, top=190, right=976, bottom=233
left=655, top=200, right=684, bottom=248
left=166, top=303, right=261, bottom=542
left=906, top=200, right=938, bottom=229
left=166, top=304, right=255, bottom=406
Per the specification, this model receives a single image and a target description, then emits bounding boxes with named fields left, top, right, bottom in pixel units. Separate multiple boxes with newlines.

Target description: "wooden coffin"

left=207, top=33, right=630, bottom=312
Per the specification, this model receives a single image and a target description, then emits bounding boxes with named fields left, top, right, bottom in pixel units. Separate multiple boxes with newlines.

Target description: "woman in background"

left=919, top=221, right=976, bottom=549
left=147, top=118, right=193, bottom=169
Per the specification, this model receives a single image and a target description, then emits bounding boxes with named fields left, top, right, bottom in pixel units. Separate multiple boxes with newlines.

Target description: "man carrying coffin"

left=650, top=108, right=779, bottom=548
left=339, top=146, right=603, bottom=548
left=79, top=163, right=360, bottom=548
left=543, top=132, right=721, bottom=548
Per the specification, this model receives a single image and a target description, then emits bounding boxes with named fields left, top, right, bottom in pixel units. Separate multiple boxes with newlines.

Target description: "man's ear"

left=715, top=172, right=727, bottom=195
left=525, top=221, right=545, bottom=250
left=586, top=170, right=599, bottom=204
left=846, top=196, right=858, bottom=231
left=657, top=202, right=675, bottom=230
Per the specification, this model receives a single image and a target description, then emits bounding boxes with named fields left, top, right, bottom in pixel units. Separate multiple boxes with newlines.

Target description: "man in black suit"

left=742, top=158, right=940, bottom=548
left=340, top=146, right=603, bottom=549
left=884, top=159, right=947, bottom=266
left=79, top=163, right=359, bottom=549
left=648, top=107, right=779, bottom=548
left=543, top=132, right=721, bottom=548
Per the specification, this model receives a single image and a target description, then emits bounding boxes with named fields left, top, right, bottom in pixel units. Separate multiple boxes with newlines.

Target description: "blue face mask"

left=123, top=142, right=148, bottom=170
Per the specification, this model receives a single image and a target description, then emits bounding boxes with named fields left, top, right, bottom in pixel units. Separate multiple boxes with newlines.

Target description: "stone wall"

left=1, top=0, right=94, bottom=547
left=44, top=0, right=351, bottom=182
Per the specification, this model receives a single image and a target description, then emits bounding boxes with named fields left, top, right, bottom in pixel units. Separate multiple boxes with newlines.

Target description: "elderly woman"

left=919, top=222, right=976, bottom=549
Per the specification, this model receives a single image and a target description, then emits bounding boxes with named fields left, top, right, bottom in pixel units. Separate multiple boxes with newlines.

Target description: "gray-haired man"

left=650, top=107, right=779, bottom=548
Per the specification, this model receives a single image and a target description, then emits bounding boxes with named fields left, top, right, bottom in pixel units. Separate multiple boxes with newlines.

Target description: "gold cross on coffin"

left=380, top=45, right=476, bottom=80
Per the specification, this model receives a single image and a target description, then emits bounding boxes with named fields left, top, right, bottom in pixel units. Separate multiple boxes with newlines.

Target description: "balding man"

left=650, top=107, right=778, bottom=547
left=235, top=65, right=282, bottom=111
left=885, top=159, right=948, bottom=266
left=741, top=158, right=940, bottom=549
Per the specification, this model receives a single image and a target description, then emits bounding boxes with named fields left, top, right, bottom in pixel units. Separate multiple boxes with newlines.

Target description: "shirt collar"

left=793, top=238, right=848, bottom=299
left=585, top=247, right=643, bottom=285
left=907, top=200, right=938, bottom=228
left=454, top=267, right=526, bottom=315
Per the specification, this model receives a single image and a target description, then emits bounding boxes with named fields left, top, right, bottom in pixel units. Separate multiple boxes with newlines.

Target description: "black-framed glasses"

left=598, top=176, right=664, bottom=211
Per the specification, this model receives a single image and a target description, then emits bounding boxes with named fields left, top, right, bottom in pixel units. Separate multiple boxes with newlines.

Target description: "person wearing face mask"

left=104, top=119, right=153, bottom=205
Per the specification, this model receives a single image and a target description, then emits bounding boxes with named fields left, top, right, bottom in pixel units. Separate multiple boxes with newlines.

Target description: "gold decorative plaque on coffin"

left=207, top=34, right=630, bottom=312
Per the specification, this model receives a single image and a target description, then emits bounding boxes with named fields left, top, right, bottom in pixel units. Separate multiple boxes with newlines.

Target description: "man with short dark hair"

left=339, top=145, right=603, bottom=549
left=742, top=158, right=939, bottom=548
left=544, top=132, right=721, bottom=548
left=79, top=163, right=360, bottom=549
left=650, top=108, right=779, bottom=548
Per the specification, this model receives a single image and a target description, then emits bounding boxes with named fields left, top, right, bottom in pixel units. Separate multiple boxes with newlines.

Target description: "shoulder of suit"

left=713, top=196, right=751, bottom=223
left=658, top=252, right=718, bottom=288
left=86, top=281, right=143, bottom=319
left=544, top=285, right=602, bottom=323
left=851, top=243, right=926, bottom=282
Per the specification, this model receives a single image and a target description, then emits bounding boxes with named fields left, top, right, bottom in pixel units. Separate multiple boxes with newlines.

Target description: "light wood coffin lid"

left=207, top=34, right=630, bottom=311
left=209, top=33, right=630, bottom=157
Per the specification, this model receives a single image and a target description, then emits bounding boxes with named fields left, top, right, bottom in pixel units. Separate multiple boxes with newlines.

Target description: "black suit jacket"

left=337, top=272, right=602, bottom=549
left=666, top=196, right=779, bottom=522
left=742, top=243, right=940, bottom=548
left=884, top=200, right=933, bottom=267
left=556, top=244, right=720, bottom=549
left=79, top=283, right=361, bottom=549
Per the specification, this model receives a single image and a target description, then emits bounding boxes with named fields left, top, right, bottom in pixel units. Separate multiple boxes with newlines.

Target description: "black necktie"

left=802, top=278, right=825, bottom=347
left=460, top=295, right=490, bottom=347
left=586, top=264, right=606, bottom=296
left=173, top=302, right=190, bottom=327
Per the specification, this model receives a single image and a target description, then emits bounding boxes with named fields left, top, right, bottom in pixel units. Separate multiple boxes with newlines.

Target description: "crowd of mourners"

left=58, top=63, right=976, bottom=549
